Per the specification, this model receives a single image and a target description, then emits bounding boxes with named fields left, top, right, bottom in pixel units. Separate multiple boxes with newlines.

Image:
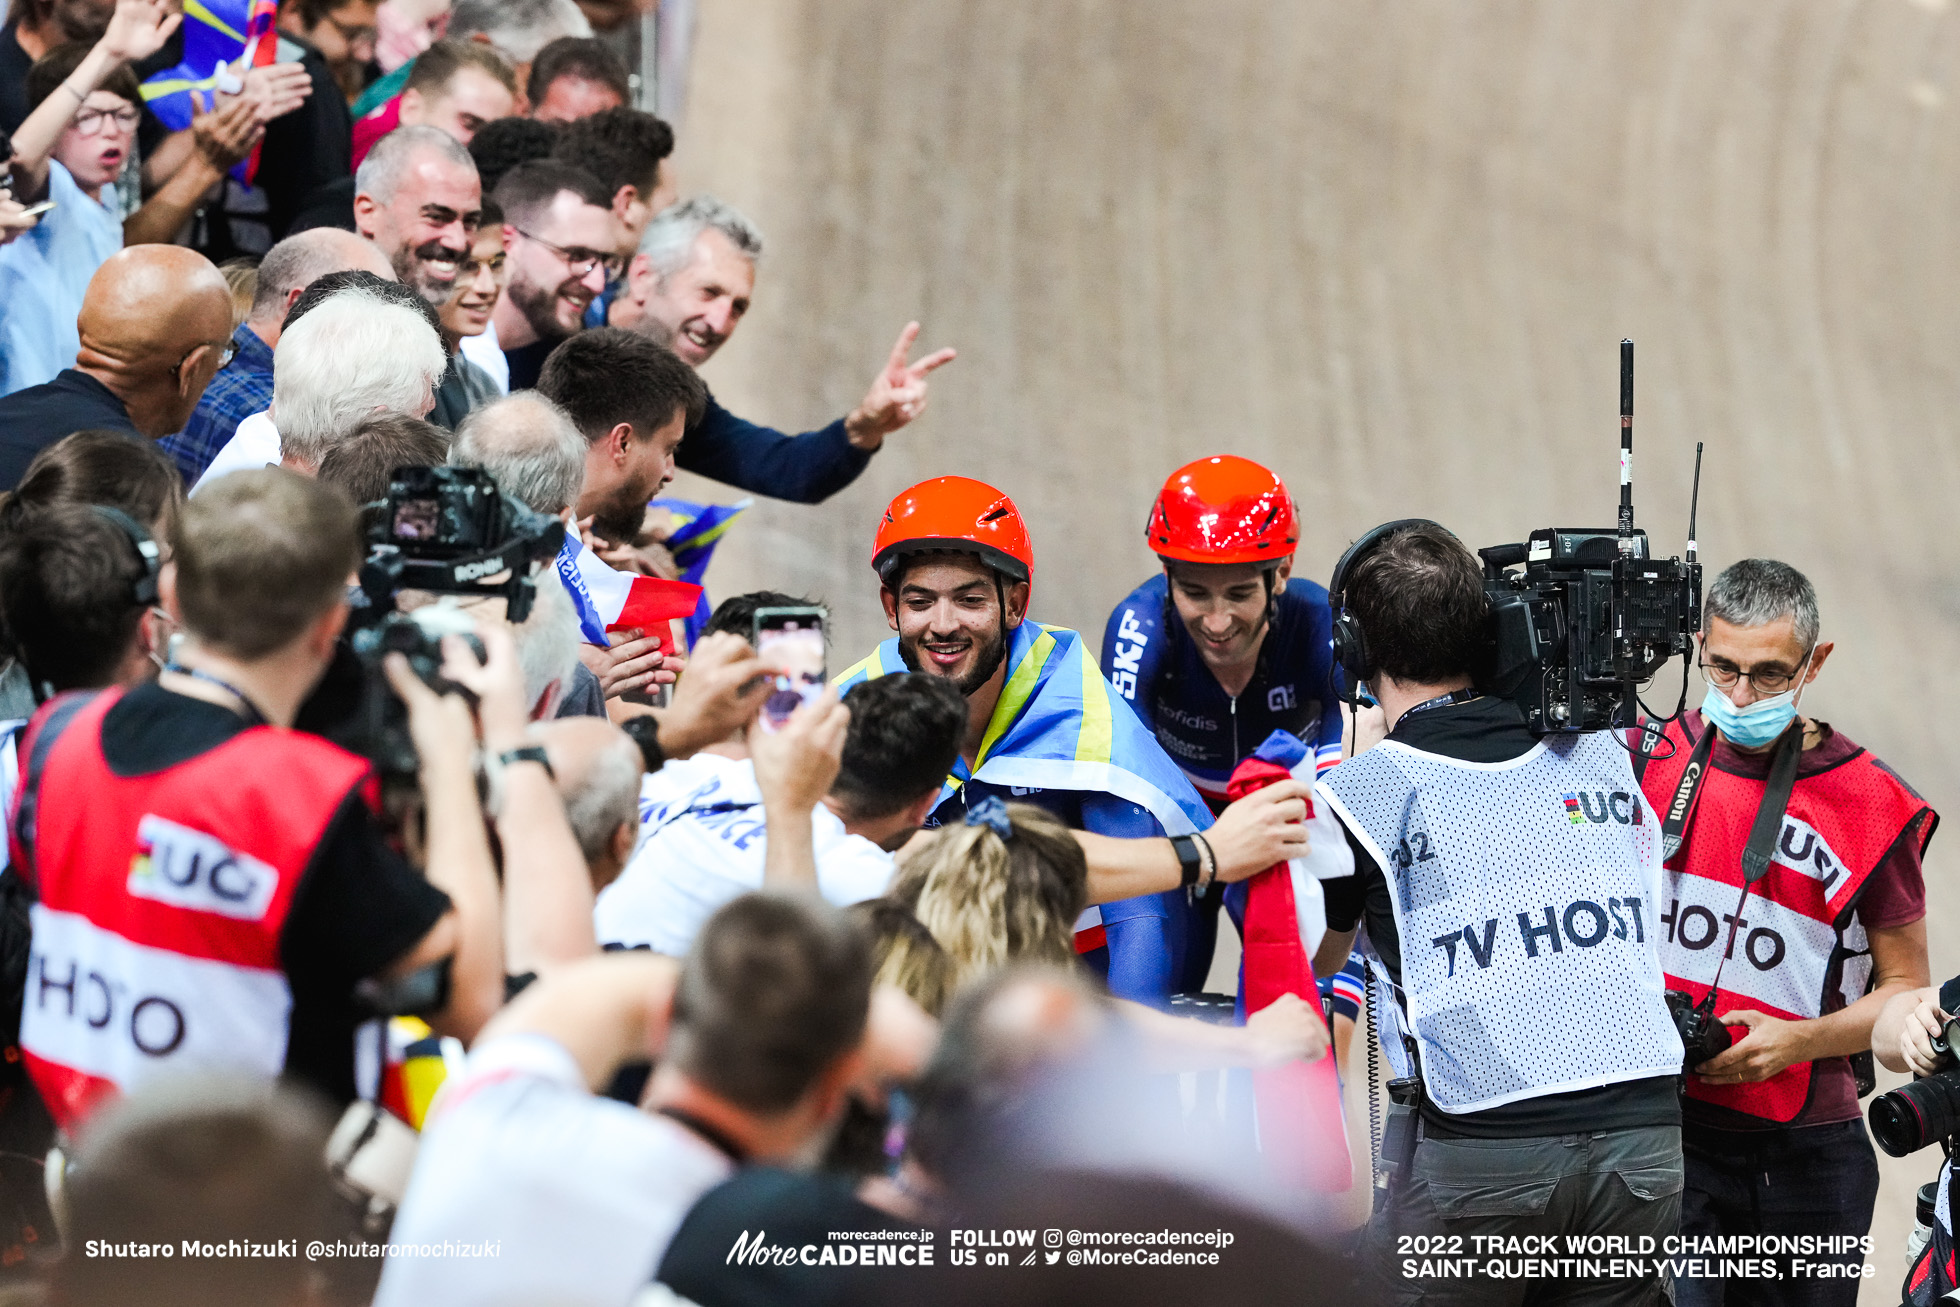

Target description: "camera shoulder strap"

left=1701, top=721, right=1805, bottom=1001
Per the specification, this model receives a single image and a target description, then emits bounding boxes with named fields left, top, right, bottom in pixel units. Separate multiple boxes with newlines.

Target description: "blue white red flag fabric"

left=646, top=497, right=749, bottom=646
left=554, top=537, right=701, bottom=647
left=139, top=0, right=280, bottom=182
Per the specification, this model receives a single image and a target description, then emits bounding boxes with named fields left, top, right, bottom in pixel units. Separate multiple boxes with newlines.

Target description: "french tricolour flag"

left=554, top=537, right=702, bottom=647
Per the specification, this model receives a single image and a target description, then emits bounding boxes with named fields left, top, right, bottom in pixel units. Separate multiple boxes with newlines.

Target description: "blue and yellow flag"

left=140, top=0, right=278, bottom=178
left=837, top=622, right=1212, bottom=835
left=647, top=496, right=751, bottom=646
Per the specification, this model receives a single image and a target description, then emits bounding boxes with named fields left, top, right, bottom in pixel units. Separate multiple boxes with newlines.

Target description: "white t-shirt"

left=459, top=319, right=509, bottom=395
left=374, top=1033, right=735, bottom=1307
left=595, top=754, right=895, bottom=956
left=191, top=410, right=280, bottom=493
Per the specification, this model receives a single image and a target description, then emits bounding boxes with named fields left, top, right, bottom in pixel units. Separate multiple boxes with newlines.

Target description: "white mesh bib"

left=1318, top=731, right=1683, bottom=1113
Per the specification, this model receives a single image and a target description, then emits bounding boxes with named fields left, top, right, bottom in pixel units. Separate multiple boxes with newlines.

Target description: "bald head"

left=76, top=247, right=234, bottom=439
left=249, top=230, right=394, bottom=342
left=531, top=717, right=643, bottom=887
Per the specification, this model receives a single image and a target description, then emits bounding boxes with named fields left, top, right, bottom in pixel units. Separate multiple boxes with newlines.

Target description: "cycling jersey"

left=1101, top=573, right=1344, bottom=807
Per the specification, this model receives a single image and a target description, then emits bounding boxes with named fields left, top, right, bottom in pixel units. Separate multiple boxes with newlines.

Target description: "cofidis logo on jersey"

left=1560, top=792, right=1644, bottom=826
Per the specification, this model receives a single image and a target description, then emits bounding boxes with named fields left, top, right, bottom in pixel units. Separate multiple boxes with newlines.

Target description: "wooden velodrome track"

left=667, top=1, right=1960, bottom=1282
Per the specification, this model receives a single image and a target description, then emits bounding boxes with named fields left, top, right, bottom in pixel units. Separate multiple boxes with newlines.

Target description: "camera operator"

left=1314, top=522, right=1683, bottom=1307
left=1639, top=560, right=1932, bottom=1307
left=1874, top=981, right=1960, bottom=1304
left=8, top=469, right=506, bottom=1135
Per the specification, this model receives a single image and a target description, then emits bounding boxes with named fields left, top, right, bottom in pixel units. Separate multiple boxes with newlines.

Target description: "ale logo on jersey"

left=1560, top=792, right=1644, bottom=826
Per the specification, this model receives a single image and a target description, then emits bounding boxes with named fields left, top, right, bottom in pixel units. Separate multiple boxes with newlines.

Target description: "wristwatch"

left=496, top=744, right=555, bottom=779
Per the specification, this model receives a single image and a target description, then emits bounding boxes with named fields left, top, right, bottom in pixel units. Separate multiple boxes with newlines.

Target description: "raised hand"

left=189, top=91, right=263, bottom=172
left=844, top=321, right=957, bottom=450
left=101, top=0, right=183, bottom=65
left=240, top=60, right=314, bottom=125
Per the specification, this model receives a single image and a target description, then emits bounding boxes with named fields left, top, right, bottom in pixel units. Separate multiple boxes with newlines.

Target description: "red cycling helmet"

left=1145, top=456, right=1299, bottom=566
left=873, top=476, right=1034, bottom=589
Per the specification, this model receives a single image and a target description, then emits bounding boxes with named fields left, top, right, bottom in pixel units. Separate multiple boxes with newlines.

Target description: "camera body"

left=360, top=465, right=566, bottom=623
left=1664, top=988, right=1735, bottom=1074
left=1869, top=1015, right=1960, bottom=1158
left=1478, top=528, right=1700, bottom=734
left=344, top=467, right=566, bottom=776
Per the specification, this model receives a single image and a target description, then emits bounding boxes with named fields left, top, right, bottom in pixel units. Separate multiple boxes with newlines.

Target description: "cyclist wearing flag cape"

left=838, top=476, right=1278, bottom=1005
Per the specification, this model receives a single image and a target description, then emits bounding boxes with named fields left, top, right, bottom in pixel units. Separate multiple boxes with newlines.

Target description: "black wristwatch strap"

left=497, top=744, right=555, bottom=779
left=620, top=715, right=665, bottom=773
left=1169, top=833, right=1202, bottom=889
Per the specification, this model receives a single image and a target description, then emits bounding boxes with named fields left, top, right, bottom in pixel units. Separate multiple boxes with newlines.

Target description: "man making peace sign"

left=609, top=194, right=956, bottom=506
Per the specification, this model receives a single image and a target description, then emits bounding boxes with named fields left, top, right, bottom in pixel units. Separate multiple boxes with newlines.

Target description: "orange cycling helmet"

left=873, top=476, right=1034, bottom=589
left=1145, top=455, right=1299, bottom=566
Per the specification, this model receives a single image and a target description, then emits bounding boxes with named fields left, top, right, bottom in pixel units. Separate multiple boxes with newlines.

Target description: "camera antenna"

left=1618, top=339, right=1635, bottom=555
left=1686, top=441, right=1704, bottom=568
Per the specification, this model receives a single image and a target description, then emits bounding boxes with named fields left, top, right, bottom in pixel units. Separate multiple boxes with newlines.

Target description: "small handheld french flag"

left=554, top=537, right=702, bottom=647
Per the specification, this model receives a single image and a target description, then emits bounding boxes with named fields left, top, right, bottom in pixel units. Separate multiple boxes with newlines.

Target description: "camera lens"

left=1869, top=1073, right=1960, bottom=1157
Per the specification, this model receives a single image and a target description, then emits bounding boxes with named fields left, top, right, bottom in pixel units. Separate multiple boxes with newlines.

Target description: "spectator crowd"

left=0, top=3, right=1941, bottom=1307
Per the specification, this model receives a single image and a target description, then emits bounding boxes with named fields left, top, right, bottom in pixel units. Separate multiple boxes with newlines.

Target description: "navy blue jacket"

left=678, top=392, right=873, bottom=504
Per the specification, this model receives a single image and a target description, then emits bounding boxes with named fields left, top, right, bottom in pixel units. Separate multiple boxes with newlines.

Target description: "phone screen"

left=753, top=607, right=827, bottom=732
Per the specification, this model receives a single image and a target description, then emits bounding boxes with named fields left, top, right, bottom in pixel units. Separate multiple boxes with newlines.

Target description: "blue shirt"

left=678, top=391, right=872, bottom=505
left=0, top=161, right=122, bottom=398
left=159, top=323, right=275, bottom=484
left=1101, top=573, right=1344, bottom=806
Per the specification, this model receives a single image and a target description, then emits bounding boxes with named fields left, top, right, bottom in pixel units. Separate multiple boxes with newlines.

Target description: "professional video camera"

left=346, top=466, right=566, bottom=777
left=1476, top=341, right=1705, bottom=735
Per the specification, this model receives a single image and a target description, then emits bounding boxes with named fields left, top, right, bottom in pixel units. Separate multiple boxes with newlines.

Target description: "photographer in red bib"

left=1639, top=558, right=1934, bottom=1306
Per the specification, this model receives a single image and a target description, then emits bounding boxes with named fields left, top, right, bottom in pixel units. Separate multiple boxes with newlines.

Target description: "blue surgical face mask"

left=1700, top=650, right=1814, bottom=748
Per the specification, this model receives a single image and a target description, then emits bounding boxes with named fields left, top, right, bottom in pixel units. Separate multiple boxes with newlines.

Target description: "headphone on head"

left=91, top=505, right=161, bottom=609
left=1327, top=517, right=1450, bottom=701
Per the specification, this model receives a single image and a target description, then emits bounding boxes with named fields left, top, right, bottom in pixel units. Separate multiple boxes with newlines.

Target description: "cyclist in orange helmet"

left=838, top=475, right=1314, bottom=1005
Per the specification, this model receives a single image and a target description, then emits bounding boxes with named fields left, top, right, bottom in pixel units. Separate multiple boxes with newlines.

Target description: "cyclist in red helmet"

left=838, top=476, right=1314, bottom=1006
left=1104, top=455, right=1349, bottom=992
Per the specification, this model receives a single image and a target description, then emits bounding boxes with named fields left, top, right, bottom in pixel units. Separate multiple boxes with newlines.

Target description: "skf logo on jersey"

left=1107, top=610, right=1147, bottom=700
left=128, top=816, right=279, bottom=921
left=1559, top=792, right=1644, bottom=826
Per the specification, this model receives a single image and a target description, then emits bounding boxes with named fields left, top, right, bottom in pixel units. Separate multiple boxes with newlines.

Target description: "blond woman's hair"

left=851, top=899, right=957, bottom=1017
left=888, top=803, right=1087, bottom=989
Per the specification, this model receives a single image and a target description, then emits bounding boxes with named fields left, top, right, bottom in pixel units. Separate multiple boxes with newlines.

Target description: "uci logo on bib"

left=1560, top=791, right=1644, bottom=826
left=128, top=816, right=279, bottom=921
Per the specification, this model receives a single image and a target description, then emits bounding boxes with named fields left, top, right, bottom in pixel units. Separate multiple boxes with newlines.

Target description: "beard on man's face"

left=394, top=240, right=467, bottom=308
left=896, top=619, right=1010, bottom=697
left=589, top=493, right=649, bottom=549
left=507, top=271, right=575, bottom=342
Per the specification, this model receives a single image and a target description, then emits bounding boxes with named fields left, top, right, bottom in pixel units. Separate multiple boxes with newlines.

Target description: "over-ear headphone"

left=1327, top=517, right=1449, bottom=700
left=91, top=505, right=161, bottom=608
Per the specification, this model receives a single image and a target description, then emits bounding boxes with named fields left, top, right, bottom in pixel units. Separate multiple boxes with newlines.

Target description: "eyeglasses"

left=178, top=338, right=238, bottom=374
left=74, top=106, right=140, bottom=137
left=322, top=13, right=378, bottom=45
left=1698, top=647, right=1814, bottom=696
left=513, top=226, right=623, bottom=281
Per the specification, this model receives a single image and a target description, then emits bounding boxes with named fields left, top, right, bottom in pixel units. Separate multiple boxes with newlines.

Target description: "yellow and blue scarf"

left=837, top=622, right=1211, bottom=835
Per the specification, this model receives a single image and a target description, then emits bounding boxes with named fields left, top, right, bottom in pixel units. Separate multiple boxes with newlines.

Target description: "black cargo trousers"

left=1369, top=1123, right=1684, bottom=1306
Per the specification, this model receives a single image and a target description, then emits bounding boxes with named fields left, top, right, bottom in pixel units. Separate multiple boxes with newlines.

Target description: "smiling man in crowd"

left=605, top=194, right=957, bottom=506
left=491, top=158, right=620, bottom=391
left=352, top=124, right=484, bottom=309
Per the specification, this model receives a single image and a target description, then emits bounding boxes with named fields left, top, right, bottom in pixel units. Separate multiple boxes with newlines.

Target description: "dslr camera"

left=1870, top=1013, right=1960, bottom=1158
left=1664, top=988, right=1736, bottom=1075
left=1475, top=345, right=1702, bottom=735
left=346, top=466, right=566, bottom=776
